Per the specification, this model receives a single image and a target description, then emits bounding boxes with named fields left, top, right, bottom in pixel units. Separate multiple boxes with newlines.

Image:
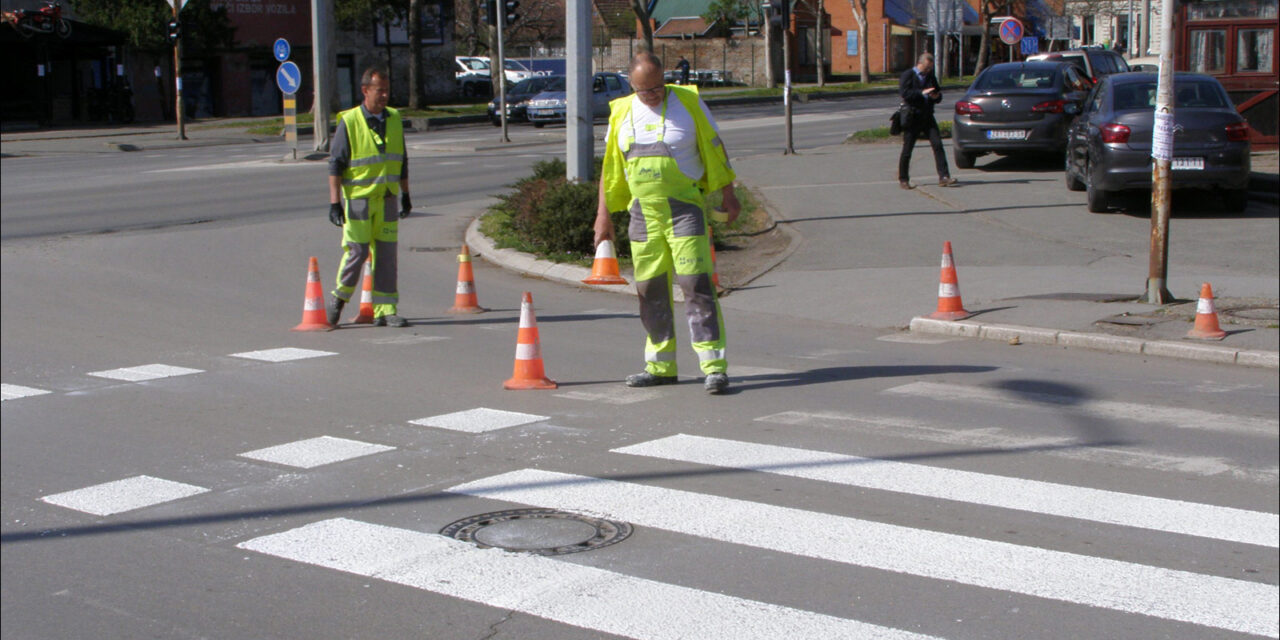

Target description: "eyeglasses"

left=633, top=84, right=665, bottom=96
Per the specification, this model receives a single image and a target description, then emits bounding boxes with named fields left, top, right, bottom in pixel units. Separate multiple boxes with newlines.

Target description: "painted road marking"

left=239, top=518, right=939, bottom=640
left=41, top=475, right=209, bottom=516
left=1, top=383, right=52, bottom=401
left=364, top=335, right=449, bottom=345
left=230, top=347, right=337, bottom=363
left=555, top=389, right=662, bottom=405
left=615, top=434, right=1278, bottom=548
left=449, top=470, right=1278, bottom=637
left=876, top=333, right=959, bottom=344
left=884, top=381, right=1280, bottom=435
left=239, top=436, right=395, bottom=469
left=408, top=408, right=548, bottom=434
left=755, top=410, right=1278, bottom=484
left=87, top=364, right=204, bottom=382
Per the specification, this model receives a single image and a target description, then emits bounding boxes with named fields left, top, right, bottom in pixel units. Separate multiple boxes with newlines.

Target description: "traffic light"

left=166, top=19, right=181, bottom=43
left=481, top=0, right=496, bottom=25
left=768, top=0, right=789, bottom=29
left=503, top=0, right=519, bottom=24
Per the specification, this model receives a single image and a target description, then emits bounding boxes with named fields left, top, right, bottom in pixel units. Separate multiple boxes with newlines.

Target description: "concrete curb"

left=909, top=316, right=1279, bottom=369
left=464, top=217, right=639, bottom=297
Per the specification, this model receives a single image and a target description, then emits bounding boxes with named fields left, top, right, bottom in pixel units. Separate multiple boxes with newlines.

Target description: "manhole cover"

left=441, top=508, right=632, bottom=556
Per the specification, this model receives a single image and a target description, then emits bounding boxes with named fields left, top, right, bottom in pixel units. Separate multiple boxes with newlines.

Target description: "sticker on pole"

left=273, top=38, right=291, bottom=63
left=276, top=61, right=301, bottom=94
left=1152, top=111, right=1174, bottom=161
left=999, top=18, right=1023, bottom=45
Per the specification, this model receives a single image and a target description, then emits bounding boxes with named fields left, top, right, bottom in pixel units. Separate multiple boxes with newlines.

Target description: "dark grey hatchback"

left=952, top=61, right=1092, bottom=169
left=1064, top=72, right=1251, bottom=213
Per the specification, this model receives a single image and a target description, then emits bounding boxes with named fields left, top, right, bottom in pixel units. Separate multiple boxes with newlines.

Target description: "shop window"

left=1237, top=28, right=1274, bottom=72
left=1189, top=29, right=1227, bottom=73
left=1188, top=0, right=1278, bottom=20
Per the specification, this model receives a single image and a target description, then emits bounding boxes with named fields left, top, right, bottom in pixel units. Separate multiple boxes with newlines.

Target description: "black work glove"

left=400, top=192, right=412, bottom=219
left=328, top=202, right=344, bottom=227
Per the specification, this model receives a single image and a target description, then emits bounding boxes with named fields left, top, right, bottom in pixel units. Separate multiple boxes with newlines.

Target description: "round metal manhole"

left=441, top=508, right=632, bottom=556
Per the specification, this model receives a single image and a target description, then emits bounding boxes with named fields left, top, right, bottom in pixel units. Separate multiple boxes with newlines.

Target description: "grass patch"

left=848, top=120, right=953, bottom=143
left=710, top=76, right=973, bottom=100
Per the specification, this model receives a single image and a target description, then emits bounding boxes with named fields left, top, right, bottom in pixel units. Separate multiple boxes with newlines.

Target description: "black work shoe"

left=704, top=372, right=729, bottom=394
left=625, top=371, right=678, bottom=388
left=326, top=298, right=346, bottom=326
left=375, top=315, right=408, bottom=328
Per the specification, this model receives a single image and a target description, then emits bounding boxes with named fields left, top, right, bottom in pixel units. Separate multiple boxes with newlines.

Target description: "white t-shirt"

left=608, top=92, right=721, bottom=182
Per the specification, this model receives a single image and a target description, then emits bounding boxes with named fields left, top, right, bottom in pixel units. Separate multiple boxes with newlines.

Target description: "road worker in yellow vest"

left=594, top=52, right=740, bottom=394
left=326, top=66, right=411, bottom=328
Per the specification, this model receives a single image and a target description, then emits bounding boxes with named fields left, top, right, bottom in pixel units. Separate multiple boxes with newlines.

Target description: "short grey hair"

left=630, top=52, right=664, bottom=74
left=917, top=52, right=935, bottom=65
left=360, top=66, right=389, bottom=87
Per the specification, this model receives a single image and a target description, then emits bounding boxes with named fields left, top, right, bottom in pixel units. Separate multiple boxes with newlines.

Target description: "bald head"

left=629, top=52, right=666, bottom=106
left=630, top=52, right=663, bottom=76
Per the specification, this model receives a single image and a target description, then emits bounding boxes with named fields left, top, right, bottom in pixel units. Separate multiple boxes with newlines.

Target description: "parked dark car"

left=1064, top=72, right=1251, bottom=213
left=952, top=61, right=1092, bottom=168
left=525, top=72, right=631, bottom=127
left=1027, top=47, right=1130, bottom=85
left=488, top=75, right=559, bottom=125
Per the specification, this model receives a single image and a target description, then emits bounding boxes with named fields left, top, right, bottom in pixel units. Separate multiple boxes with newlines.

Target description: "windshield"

left=514, top=77, right=552, bottom=93
left=461, top=58, right=489, bottom=71
left=1112, top=80, right=1230, bottom=110
left=504, top=60, right=530, bottom=71
left=541, top=76, right=566, bottom=91
left=975, top=67, right=1060, bottom=91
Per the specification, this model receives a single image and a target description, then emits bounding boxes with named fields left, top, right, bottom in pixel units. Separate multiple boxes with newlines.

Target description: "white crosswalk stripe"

left=613, top=434, right=1279, bottom=547
left=449, top=469, right=1279, bottom=637
left=239, top=518, right=940, bottom=640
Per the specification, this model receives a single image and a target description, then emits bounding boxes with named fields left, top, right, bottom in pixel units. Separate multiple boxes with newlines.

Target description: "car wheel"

left=1085, top=160, right=1111, bottom=213
left=1065, top=152, right=1086, bottom=191
left=491, top=116, right=502, bottom=127
left=1224, top=189, right=1249, bottom=213
left=955, top=151, right=976, bottom=170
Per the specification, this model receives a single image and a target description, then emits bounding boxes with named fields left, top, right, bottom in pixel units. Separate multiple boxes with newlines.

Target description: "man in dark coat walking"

left=898, top=52, right=957, bottom=189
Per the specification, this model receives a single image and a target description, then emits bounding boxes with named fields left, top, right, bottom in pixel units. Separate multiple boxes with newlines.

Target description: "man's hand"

left=593, top=209, right=615, bottom=248
left=720, top=185, right=742, bottom=223
left=328, top=202, right=344, bottom=227
left=922, top=87, right=936, bottom=95
left=400, top=192, right=412, bottom=219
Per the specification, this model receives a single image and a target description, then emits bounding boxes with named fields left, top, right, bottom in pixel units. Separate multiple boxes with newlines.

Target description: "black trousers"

left=898, top=114, right=950, bottom=182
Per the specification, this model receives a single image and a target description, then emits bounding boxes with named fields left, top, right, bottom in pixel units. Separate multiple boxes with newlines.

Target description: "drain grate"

left=441, top=508, right=632, bottom=556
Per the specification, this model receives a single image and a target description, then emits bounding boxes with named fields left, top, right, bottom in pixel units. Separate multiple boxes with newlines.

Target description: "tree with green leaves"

left=701, top=0, right=749, bottom=37
left=70, top=0, right=234, bottom=55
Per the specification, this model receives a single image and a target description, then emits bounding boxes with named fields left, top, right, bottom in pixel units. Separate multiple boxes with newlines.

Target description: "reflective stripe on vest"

left=341, top=106, right=404, bottom=200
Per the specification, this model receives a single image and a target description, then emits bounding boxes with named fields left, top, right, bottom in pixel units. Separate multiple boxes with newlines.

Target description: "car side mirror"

left=1064, top=103, right=1081, bottom=115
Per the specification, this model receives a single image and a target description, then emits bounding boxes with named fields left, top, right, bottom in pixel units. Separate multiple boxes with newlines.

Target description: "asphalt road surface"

left=3, top=95, right=1277, bottom=640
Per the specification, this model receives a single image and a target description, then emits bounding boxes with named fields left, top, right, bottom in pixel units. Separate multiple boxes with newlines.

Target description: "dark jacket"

left=899, top=67, right=943, bottom=115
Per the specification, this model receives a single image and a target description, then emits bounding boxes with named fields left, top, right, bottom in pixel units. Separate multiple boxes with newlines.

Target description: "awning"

left=962, top=2, right=979, bottom=24
left=890, top=24, right=915, bottom=35
left=884, top=0, right=918, bottom=26
left=1023, top=0, right=1059, bottom=37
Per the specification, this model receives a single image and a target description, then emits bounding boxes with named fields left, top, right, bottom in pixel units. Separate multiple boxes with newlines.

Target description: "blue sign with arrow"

left=273, top=38, right=291, bottom=62
left=276, top=61, right=301, bottom=94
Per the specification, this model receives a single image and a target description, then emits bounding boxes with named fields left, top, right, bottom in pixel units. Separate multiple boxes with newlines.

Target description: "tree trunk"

left=975, top=2, right=992, bottom=76
left=631, top=0, right=654, bottom=51
left=816, top=0, right=825, bottom=87
left=408, top=0, right=424, bottom=109
left=851, top=0, right=869, bottom=82
left=489, top=25, right=502, bottom=99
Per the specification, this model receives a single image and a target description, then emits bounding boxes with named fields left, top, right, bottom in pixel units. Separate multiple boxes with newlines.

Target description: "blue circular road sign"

left=999, top=18, right=1024, bottom=45
left=273, top=38, right=291, bottom=62
left=276, top=61, right=301, bottom=94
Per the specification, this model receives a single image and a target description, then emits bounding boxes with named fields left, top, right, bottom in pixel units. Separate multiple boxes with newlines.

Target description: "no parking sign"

left=999, top=18, right=1024, bottom=45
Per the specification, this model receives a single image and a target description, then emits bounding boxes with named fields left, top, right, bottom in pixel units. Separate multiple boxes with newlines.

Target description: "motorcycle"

left=2, top=1, right=72, bottom=39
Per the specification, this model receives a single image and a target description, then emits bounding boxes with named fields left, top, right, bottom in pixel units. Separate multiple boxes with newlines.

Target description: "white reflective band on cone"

left=941, top=254, right=953, bottom=268
left=595, top=240, right=616, bottom=259
left=938, top=283, right=959, bottom=298
left=1197, top=298, right=1215, bottom=314
left=304, top=298, right=324, bottom=310
left=457, top=281, right=475, bottom=294
left=516, top=343, right=541, bottom=360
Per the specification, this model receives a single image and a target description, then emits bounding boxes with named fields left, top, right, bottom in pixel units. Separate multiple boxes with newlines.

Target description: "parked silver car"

left=1064, top=72, right=1251, bottom=213
left=525, top=73, right=631, bottom=127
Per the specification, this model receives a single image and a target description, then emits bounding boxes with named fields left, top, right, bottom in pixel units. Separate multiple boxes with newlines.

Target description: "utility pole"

left=566, top=0, right=592, bottom=181
left=1140, top=0, right=1151, bottom=54
left=782, top=11, right=794, bottom=155
left=311, top=0, right=334, bottom=151
left=815, top=0, right=824, bottom=87
left=1142, top=0, right=1175, bottom=304
left=496, top=0, right=510, bottom=143
left=170, top=1, right=186, bottom=140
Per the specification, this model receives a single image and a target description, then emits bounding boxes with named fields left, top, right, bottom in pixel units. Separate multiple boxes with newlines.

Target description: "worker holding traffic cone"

left=449, top=244, right=486, bottom=313
left=928, top=241, right=971, bottom=320
left=504, top=292, right=557, bottom=390
left=292, top=257, right=334, bottom=332
left=583, top=239, right=628, bottom=285
left=1187, top=282, right=1227, bottom=340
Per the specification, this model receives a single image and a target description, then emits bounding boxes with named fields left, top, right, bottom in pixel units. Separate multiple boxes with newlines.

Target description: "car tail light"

left=1100, top=123, right=1131, bottom=144
left=955, top=100, right=983, bottom=115
left=1225, top=121, right=1250, bottom=141
left=1032, top=99, right=1066, bottom=113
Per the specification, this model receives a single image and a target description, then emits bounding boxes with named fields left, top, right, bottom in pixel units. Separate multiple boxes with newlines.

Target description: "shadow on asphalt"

left=778, top=202, right=1066, bottom=223
left=1114, top=191, right=1279, bottom=219
left=725, top=364, right=998, bottom=393
left=969, top=154, right=1066, bottom=173
left=988, top=378, right=1127, bottom=450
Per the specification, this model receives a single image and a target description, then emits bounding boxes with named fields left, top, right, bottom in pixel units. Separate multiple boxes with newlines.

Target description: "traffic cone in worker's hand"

left=1187, top=282, right=1227, bottom=340
left=448, top=244, right=486, bottom=314
left=291, top=257, right=334, bottom=332
left=504, top=292, right=557, bottom=390
left=928, top=241, right=971, bottom=321
left=351, top=257, right=375, bottom=324
left=708, top=228, right=721, bottom=291
left=582, top=240, right=628, bottom=285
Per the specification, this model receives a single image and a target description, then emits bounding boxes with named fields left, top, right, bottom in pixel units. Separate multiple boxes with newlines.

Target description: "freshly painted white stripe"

left=1, top=383, right=52, bottom=401
left=239, top=436, right=394, bottom=468
left=450, top=470, right=1279, bottom=638
left=41, top=475, right=209, bottom=516
left=239, top=518, right=936, bottom=640
left=409, top=408, right=548, bottom=433
left=230, top=347, right=337, bottom=362
left=87, top=364, right=204, bottom=382
left=884, top=381, right=1279, bottom=435
left=755, top=410, right=1278, bottom=484
left=876, top=333, right=959, bottom=344
left=365, top=335, right=449, bottom=345
left=555, top=389, right=662, bottom=404
left=615, top=434, right=1279, bottom=548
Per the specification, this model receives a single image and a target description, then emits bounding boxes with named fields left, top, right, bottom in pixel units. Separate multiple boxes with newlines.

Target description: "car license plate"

left=1172, top=157, right=1205, bottom=170
left=986, top=129, right=1028, bottom=140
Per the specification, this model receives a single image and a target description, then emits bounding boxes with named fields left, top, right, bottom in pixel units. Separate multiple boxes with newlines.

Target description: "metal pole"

left=1140, top=0, right=1151, bottom=55
left=566, top=0, right=592, bottom=181
left=815, top=0, right=824, bottom=87
left=172, top=1, right=186, bottom=140
left=311, top=0, right=334, bottom=151
left=783, top=17, right=795, bottom=154
left=764, top=10, right=774, bottom=87
left=497, top=2, right=509, bottom=142
left=1143, top=0, right=1176, bottom=304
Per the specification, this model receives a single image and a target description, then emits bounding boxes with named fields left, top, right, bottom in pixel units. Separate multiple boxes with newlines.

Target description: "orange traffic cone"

left=582, top=240, right=628, bottom=285
left=928, top=241, right=971, bottom=320
left=448, top=244, right=486, bottom=314
left=708, top=227, right=721, bottom=290
left=503, top=292, right=557, bottom=390
left=291, top=256, right=334, bottom=332
left=351, top=257, right=375, bottom=324
left=1187, top=282, right=1227, bottom=340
